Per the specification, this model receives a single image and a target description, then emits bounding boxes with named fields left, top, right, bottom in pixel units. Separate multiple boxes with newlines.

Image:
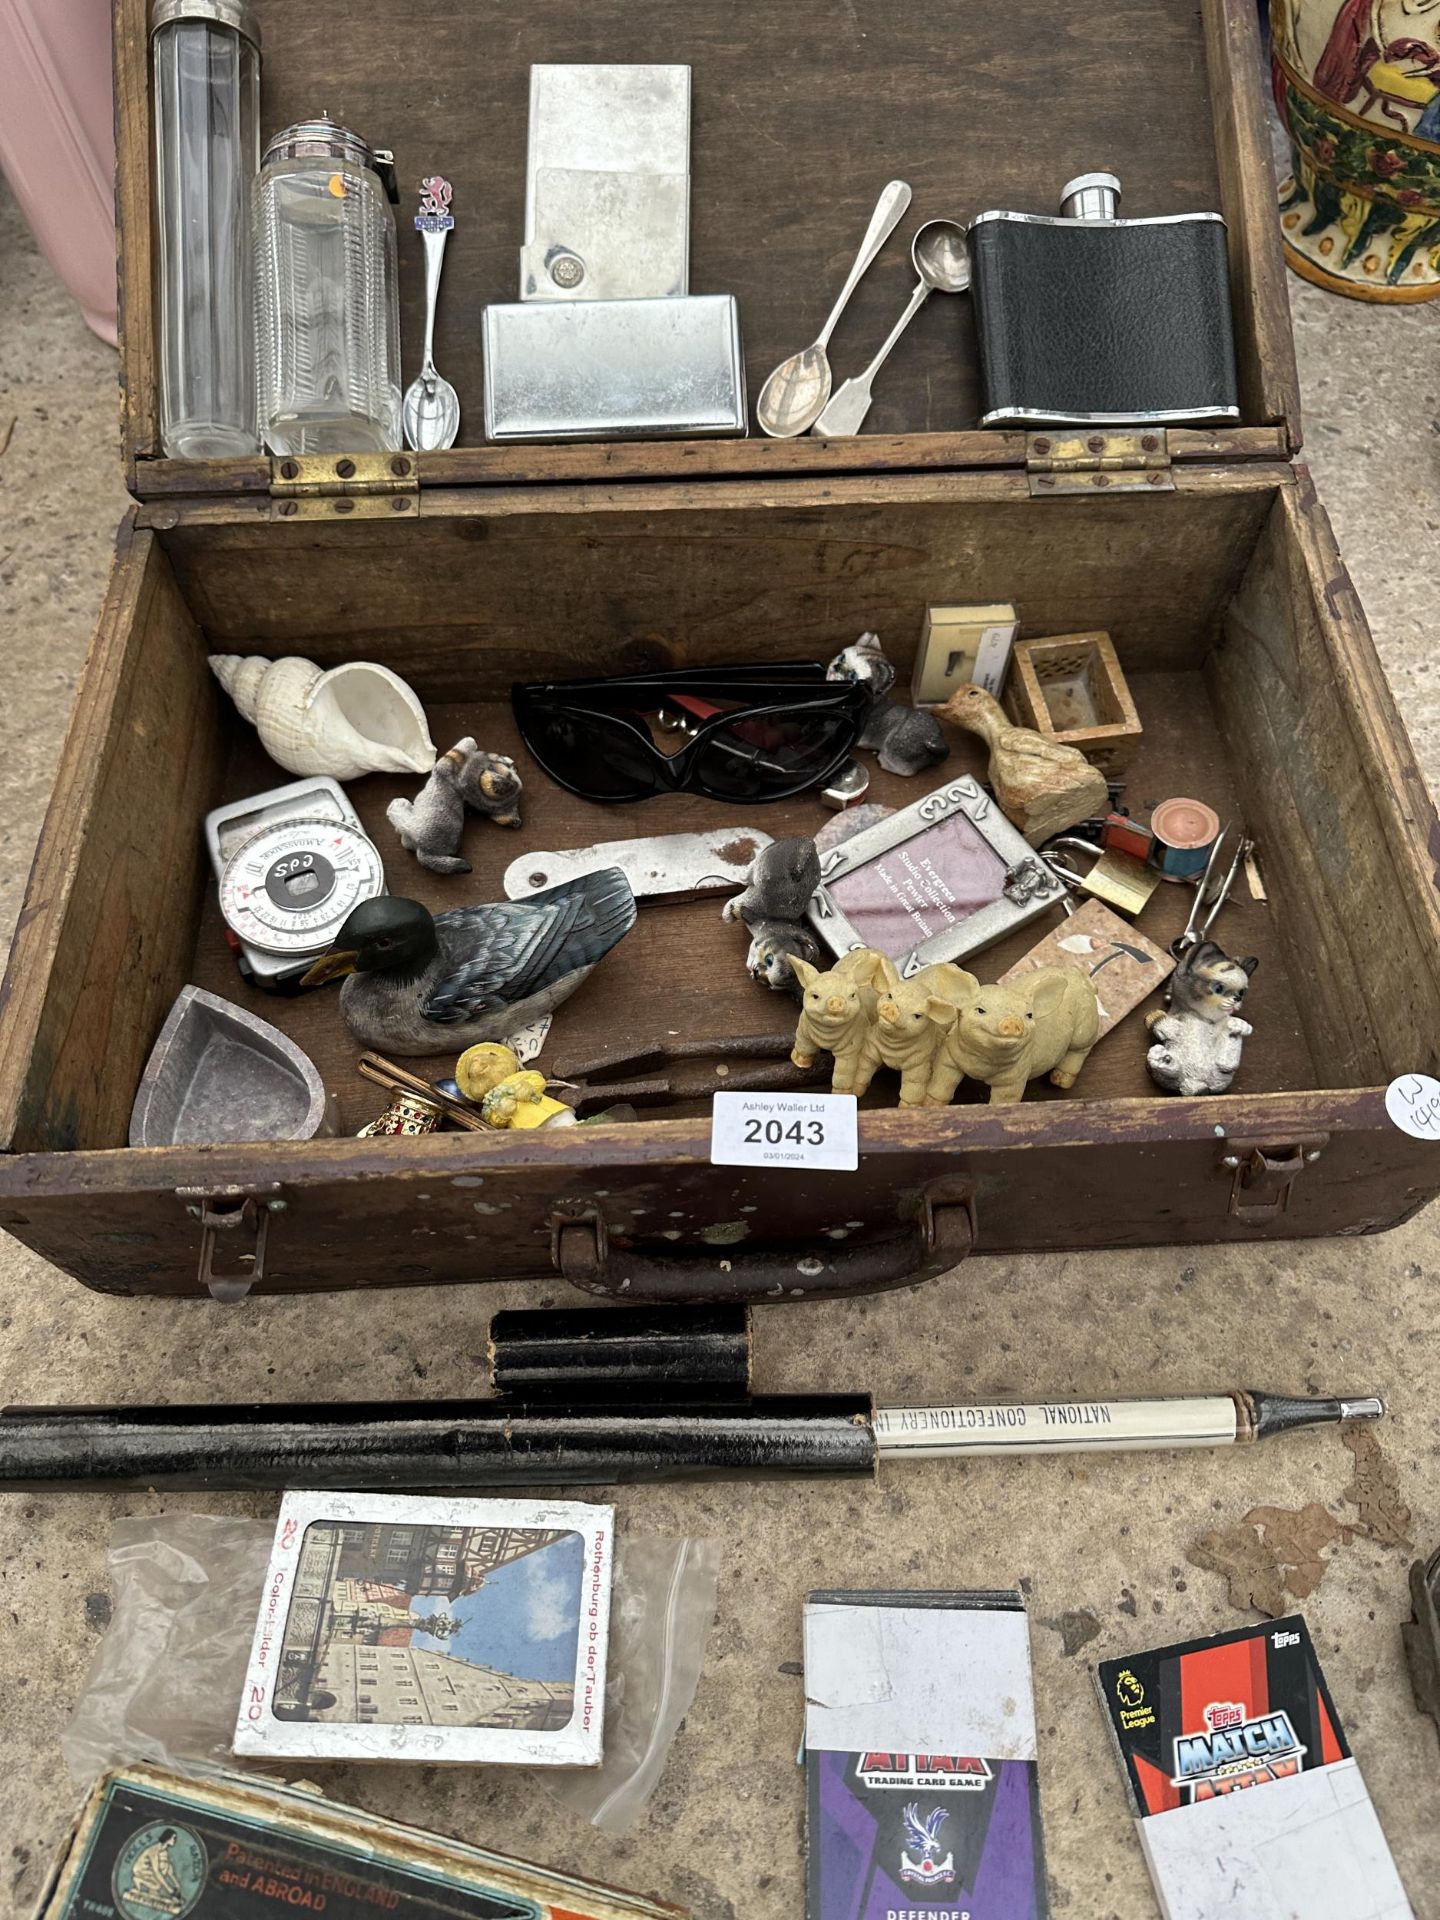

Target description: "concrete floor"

left=2, top=171, right=1439, bottom=1920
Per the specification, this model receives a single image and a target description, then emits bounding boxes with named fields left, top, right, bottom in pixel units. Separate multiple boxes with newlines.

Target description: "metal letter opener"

left=503, top=827, right=773, bottom=902
left=483, top=64, right=747, bottom=442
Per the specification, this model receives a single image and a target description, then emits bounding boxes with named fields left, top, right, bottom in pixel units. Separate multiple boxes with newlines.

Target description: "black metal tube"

left=0, top=1395, right=876, bottom=1492
left=488, top=1305, right=752, bottom=1398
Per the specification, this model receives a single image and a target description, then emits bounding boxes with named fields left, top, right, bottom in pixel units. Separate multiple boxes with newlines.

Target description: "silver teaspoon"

left=403, top=174, right=461, bottom=452
left=812, top=219, right=971, bottom=437
left=756, top=180, right=912, bottom=438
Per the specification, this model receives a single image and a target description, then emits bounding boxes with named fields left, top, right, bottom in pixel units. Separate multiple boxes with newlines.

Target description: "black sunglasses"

left=511, top=664, right=869, bottom=804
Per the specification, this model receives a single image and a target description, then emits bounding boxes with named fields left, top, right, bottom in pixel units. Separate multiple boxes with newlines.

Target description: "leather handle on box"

left=552, top=1188, right=974, bottom=1304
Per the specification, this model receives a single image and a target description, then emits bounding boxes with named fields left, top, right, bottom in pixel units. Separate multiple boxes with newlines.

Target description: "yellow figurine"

left=455, top=1042, right=522, bottom=1102
left=479, top=1070, right=576, bottom=1130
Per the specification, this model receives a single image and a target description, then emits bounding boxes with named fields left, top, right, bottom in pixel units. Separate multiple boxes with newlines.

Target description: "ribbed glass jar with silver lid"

left=151, top=0, right=261, bottom=458
left=254, top=115, right=402, bottom=455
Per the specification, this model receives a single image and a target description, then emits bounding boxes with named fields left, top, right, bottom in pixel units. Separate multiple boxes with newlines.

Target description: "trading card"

left=1096, top=1614, right=1348, bottom=1816
left=804, top=1590, right=1050, bottom=1920
left=1096, top=1617, right=1411, bottom=1920
left=234, top=1491, right=612, bottom=1768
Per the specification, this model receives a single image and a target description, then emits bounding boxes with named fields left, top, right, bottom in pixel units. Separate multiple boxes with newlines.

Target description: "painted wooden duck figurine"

left=302, top=869, right=636, bottom=1056
left=931, top=683, right=1108, bottom=846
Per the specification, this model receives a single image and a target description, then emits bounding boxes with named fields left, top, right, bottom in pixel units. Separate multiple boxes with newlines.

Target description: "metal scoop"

left=813, top=219, right=971, bottom=437
left=756, top=180, right=911, bottom=437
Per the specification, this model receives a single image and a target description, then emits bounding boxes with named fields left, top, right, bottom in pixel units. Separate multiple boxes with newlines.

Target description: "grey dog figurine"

left=1145, top=940, right=1258, bottom=1095
left=826, top=632, right=949, bottom=778
left=743, top=917, right=824, bottom=997
left=387, top=740, right=525, bottom=876
left=722, top=837, right=824, bottom=997
left=721, top=835, right=821, bottom=928
left=457, top=749, right=523, bottom=829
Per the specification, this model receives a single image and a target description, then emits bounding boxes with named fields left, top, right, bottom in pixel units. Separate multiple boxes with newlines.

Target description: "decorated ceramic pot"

left=1272, top=0, right=1440, bottom=299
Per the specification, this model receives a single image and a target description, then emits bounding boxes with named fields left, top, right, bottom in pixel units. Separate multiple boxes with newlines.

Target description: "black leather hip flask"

left=968, top=171, right=1240, bottom=427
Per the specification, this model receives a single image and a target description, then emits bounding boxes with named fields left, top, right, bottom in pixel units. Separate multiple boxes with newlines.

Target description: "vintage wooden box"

left=1, top=0, right=1438, bottom=1303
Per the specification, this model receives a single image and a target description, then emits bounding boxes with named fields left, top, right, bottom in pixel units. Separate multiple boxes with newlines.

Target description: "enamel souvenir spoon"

left=402, top=174, right=461, bottom=452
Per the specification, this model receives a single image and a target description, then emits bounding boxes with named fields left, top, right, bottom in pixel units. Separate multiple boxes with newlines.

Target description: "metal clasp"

left=177, top=1184, right=285, bottom=1301
left=1220, top=1139, right=1327, bottom=1224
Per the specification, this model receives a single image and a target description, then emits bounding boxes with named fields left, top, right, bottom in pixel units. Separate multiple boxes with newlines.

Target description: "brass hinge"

left=1026, top=429, right=1174, bottom=497
left=269, top=452, right=420, bottom=522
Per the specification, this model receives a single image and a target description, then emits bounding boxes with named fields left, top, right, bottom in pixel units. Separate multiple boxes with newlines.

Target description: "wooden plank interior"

left=115, top=0, right=1272, bottom=477
left=0, top=525, right=226, bottom=1155
left=1200, top=0, right=1301, bottom=442
left=174, top=667, right=1315, bottom=1146
left=1210, top=478, right=1440, bottom=1086
left=154, top=478, right=1277, bottom=689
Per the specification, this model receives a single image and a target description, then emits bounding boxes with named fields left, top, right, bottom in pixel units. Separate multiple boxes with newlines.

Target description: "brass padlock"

left=1045, top=836, right=1160, bottom=917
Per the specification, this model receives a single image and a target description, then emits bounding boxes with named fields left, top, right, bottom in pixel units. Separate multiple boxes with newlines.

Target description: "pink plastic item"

left=0, top=0, right=118, bottom=345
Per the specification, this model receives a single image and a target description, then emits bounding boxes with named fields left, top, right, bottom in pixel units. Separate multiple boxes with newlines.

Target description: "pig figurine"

left=1145, top=941, right=1257, bottom=1095
left=852, top=954, right=975, bottom=1107
left=789, top=949, right=883, bottom=1094
left=927, top=966, right=1101, bottom=1106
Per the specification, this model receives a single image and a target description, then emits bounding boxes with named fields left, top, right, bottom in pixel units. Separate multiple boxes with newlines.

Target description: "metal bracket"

left=269, top=453, right=420, bottom=522
left=1219, top=1136, right=1327, bottom=1225
left=177, top=1184, right=286, bottom=1301
left=1026, top=429, right=1174, bottom=497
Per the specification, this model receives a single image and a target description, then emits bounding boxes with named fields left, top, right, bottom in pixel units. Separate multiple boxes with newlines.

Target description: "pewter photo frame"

left=806, top=776, right=1066, bottom=975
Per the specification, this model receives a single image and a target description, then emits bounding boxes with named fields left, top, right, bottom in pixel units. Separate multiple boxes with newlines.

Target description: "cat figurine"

left=456, top=748, right=523, bottom=828
left=1146, top=941, right=1257, bottom=1095
left=826, top=632, right=948, bottom=778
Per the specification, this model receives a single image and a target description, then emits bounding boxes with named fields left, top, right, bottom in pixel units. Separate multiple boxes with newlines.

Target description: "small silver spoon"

left=403, top=174, right=461, bottom=452
left=756, top=180, right=912, bottom=438
left=812, top=219, right=971, bottom=437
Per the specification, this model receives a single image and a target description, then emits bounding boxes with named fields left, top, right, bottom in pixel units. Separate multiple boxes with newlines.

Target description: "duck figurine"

left=302, top=869, right=637, bottom=1056
left=931, top=683, right=1108, bottom=846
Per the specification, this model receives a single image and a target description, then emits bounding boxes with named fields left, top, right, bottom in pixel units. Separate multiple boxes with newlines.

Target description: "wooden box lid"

left=114, top=0, right=1300, bottom=501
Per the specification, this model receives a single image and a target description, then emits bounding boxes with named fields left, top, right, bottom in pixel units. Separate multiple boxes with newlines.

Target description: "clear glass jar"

left=255, top=116, right=402, bottom=455
left=151, top=0, right=261, bottom=458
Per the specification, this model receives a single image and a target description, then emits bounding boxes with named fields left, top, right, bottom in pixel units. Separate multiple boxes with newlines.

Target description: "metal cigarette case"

left=484, top=63, right=746, bottom=443
left=483, top=295, right=746, bottom=441
left=520, top=64, right=690, bottom=302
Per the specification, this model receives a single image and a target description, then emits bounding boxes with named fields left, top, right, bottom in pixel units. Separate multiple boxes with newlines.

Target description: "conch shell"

left=209, top=654, right=436, bottom=781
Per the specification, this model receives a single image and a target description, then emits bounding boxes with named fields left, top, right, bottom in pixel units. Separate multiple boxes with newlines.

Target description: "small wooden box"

left=0, top=0, right=1437, bottom=1305
left=1006, top=632, right=1144, bottom=775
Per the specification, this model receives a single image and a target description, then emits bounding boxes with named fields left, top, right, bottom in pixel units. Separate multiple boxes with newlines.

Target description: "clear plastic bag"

left=546, top=1533, right=720, bottom=1833
left=63, top=1512, right=719, bottom=1836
